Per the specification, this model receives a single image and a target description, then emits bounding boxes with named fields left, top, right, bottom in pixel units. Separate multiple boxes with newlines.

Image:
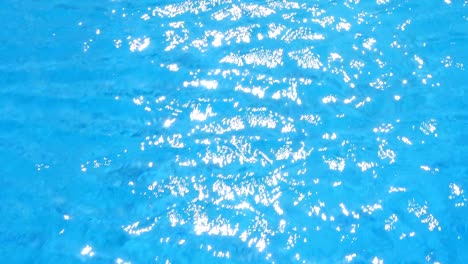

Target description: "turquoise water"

left=1, top=0, right=467, bottom=263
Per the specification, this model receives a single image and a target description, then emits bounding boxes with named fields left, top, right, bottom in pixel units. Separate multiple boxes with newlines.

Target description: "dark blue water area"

left=0, top=0, right=467, bottom=263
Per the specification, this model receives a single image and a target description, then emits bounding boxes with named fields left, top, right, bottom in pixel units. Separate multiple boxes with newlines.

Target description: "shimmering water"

left=1, top=0, right=467, bottom=263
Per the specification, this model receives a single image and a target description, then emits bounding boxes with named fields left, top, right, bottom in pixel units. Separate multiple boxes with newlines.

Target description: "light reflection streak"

left=70, top=0, right=461, bottom=262
left=129, top=37, right=150, bottom=52
left=80, top=245, right=95, bottom=257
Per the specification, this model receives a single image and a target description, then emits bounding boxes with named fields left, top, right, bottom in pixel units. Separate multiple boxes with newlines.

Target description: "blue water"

left=1, top=0, right=467, bottom=263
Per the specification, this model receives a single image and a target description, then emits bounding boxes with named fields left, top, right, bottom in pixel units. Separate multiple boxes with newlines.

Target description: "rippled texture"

left=1, top=0, right=467, bottom=263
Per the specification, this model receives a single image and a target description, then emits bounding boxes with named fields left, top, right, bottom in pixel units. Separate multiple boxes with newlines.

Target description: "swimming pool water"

left=1, top=0, right=467, bottom=263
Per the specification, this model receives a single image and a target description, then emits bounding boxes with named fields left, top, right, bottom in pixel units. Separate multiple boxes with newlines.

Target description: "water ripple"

left=3, top=0, right=466, bottom=263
